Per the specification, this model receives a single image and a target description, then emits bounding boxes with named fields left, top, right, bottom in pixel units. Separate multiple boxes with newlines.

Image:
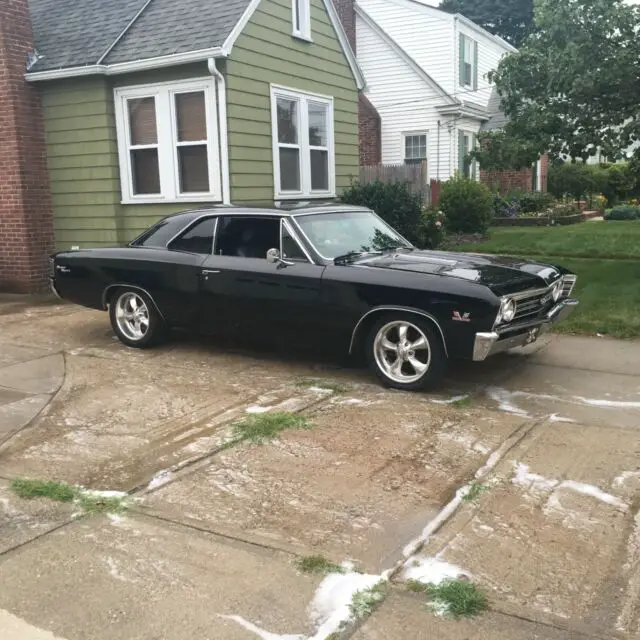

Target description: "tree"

left=490, top=0, right=640, bottom=163
left=440, top=0, right=533, bottom=48
left=470, top=130, right=540, bottom=172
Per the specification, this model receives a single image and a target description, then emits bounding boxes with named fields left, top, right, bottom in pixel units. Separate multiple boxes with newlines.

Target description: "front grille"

left=513, top=290, right=549, bottom=322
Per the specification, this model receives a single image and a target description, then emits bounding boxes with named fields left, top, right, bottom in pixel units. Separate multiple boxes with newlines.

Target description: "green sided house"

left=24, top=0, right=364, bottom=251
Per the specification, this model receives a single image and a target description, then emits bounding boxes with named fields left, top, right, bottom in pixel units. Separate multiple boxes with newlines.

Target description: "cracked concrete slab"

left=0, top=344, right=54, bottom=368
left=0, top=513, right=320, bottom=640
left=0, top=354, right=64, bottom=395
left=352, top=591, right=595, bottom=640
left=0, top=353, right=332, bottom=491
left=144, top=387, right=526, bottom=572
left=413, top=419, right=640, bottom=634
left=0, top=479, right=76, bottom=554
left=0, top=394, right=51, bottom=444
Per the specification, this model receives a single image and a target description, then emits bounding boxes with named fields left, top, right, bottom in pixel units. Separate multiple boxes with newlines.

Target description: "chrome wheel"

left=373, top=320, right=431, bottom=384
left=115, top=292, right=150, bottom=342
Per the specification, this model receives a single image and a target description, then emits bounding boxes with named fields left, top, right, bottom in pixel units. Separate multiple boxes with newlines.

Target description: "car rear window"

left=130, top=217, right=192, bottom=248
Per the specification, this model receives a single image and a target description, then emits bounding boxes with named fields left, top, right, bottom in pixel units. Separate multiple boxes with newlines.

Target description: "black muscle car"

left=50, top=204, right=578, bottom=391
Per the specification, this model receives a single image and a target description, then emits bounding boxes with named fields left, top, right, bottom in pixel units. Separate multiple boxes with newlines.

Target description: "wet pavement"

left=1, top=299, right=640, bottom=639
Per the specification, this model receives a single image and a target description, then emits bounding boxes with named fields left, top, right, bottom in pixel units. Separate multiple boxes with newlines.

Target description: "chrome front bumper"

left=473, top=299, right=579, bottom=361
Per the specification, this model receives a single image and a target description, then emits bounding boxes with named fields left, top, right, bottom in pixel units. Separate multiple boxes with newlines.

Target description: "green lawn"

left=459, top=221, right=640, bottom=260
left=452, top=222, right=640, bottom=339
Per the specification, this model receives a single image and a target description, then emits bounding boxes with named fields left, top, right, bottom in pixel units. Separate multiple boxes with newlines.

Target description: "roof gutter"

left=25, top=47, right=226, bottom=82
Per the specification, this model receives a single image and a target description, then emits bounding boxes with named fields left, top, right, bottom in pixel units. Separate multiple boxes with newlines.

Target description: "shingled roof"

left=481, top=86, right=509, bottom=132
left=27, top=0, right=254, bottom=72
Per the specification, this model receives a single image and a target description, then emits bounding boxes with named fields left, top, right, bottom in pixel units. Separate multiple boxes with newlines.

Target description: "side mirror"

left=266, top=247, right=295, bottom=267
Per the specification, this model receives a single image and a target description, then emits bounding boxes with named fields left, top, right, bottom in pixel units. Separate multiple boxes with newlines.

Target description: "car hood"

left=354, top=249, right=565, bottom=295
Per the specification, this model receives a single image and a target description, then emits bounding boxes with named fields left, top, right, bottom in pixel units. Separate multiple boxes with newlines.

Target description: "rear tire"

left=365, top=313, right=447, bottom=391
left=109, top=288, right=165, bottom=349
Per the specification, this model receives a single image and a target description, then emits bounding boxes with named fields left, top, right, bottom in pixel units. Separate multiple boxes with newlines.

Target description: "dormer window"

left=293, top=0, right=311, bottom=40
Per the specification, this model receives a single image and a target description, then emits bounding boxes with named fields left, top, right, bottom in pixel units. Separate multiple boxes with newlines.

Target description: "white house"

left=352, top=0, right=517, bottom=181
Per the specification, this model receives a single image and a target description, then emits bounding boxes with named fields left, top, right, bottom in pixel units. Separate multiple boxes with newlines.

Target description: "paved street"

left=1, top=298, right=640, bottom=639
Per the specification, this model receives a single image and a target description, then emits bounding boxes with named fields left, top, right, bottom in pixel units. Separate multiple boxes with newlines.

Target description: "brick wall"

left=0, top=0, right=54, bottom=293
left=333, top=0, right=382, bottom=167
left=480, top=167, right=534, bottom=194
left=359, top=94, right=381, bottom=166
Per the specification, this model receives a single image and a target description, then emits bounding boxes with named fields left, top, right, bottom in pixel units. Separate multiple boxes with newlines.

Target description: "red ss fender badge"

left=452, top=311, right=471, bottom=322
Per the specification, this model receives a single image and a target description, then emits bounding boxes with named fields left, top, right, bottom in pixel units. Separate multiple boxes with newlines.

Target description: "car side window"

left=282, top=223, right=308, bottom=262
left=169, top=218, right=216, bottom=254
left=215, top=216, right=280, bottom=259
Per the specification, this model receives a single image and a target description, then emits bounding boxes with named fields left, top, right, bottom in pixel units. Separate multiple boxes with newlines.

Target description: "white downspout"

left=208, top=57, right=231, bottom=204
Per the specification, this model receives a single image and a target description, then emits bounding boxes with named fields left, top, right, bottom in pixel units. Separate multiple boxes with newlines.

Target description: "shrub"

left=601, top=163, right=635, bottom=206
left=440, top=176, right=493, bottom=234
left=340, top=180, right=423, bottom=245
left=510, top=190, right=556, bottom=214
left=604, top=204, right=640, bottom=221
left=548, top=163, right=602, bottom=201
left=549, top=203, right=580, bottom=219
left=492, top=194, right=521, bottom=218
left=417, top=206, right=445, bottom=249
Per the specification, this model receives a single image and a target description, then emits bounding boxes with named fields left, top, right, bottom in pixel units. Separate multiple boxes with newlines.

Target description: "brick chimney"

left=333, top=0, right=357, bottom=53
left=0, top=0, right=55, bottom=293
left=332, top=0, right=382, bottom=167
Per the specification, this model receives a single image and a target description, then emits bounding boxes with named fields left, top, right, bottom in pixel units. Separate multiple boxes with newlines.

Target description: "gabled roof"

left=26, top=0, right=365, bottom=89
left=481, top=86, right=509, bottom=131
left=355, top=5, right=457, bottom=106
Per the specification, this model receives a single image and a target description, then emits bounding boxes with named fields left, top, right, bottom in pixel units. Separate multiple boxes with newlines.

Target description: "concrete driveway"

left=1, top=298, right=640, bottom=639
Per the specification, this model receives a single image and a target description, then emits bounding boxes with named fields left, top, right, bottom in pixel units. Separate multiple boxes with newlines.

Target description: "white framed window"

left=114, top=78, right=221, bottom=204
left=270, top=85, right=335, bottom=199
left=292, top=0, right=311, bottom=40
left=458, top=130, right=478, bottom=179
left=459, top=34, right=478, bottom=89
left=403, top=133, right=427, bottom=166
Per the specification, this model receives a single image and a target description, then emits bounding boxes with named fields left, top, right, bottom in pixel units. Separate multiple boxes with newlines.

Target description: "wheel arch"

left=102, top=284, right=165, bottom=322
left=349, top=306, right=449, bottom=358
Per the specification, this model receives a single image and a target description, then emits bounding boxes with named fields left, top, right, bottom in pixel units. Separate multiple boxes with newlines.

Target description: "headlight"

left=552, top=280, right=562, bottom=302
left=501, top=298, right=516, bottom=323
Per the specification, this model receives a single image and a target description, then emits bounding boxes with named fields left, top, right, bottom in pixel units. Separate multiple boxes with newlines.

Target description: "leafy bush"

left=604, top=204, right=640, bottom=221
left=600, top=163, right=635, bottom=206
left=510, top=190, right=557, bottom=213
left=416, top=207, right=445, bottom=249
left=492, top=194, right=521, bottom=218
left=340, top=180, right=424, bottom=246
left=440, top=176, right=493, bottom=234
left=549, top=203, right=580, bottom=219
left=548, top=163, right=602, bottom=201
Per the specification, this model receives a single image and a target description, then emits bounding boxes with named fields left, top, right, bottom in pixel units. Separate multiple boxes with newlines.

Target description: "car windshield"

left=293, top=210, right=412, bottom=260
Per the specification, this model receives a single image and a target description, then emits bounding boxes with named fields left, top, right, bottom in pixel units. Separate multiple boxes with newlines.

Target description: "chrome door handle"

left=201, top=269, right=221, bottom=275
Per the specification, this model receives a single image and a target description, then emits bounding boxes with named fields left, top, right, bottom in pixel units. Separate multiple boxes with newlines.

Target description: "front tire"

left=109, top=288, right=165, bottom=349
left=365, top=314, right=447, bottom=391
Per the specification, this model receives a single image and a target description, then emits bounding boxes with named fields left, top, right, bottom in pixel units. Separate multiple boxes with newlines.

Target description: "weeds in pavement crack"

left=11, top=479, right=75, bottom=502
left=294, top=379, right=350, bottom=394
left=452, top=396, right=473, bottom=408
left=349, top=581, right=387, bottom=618
left=296, top=554, right=345, bottom=575
left=462, top=482, right=489, bottom=503
left=425, top=579, right=488, bottom=618
left=10, top=478, right=129, bottom=515
left=231, top=412, right=310, bottom=444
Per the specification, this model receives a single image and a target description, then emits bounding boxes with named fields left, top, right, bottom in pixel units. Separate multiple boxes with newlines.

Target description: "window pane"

left=282, top=226, right=307, bottom=261
left=128, top=97, right=157, bottom=145
left=464, top=62, right=472, bottom=86
left=405, top=135, right=426, bottom=160
left=131, top=148, right=160, bottom=194
left=277, top=98, right=298, bottom=144
left=311, top=149, right=329, bottom=191
left=170, top=217, right=216, bottom=254
left=309, top=102, right=328, bottom=147
left=176, top=92, right=207, bottom=142
left=178, top=145, right=210, bottom=193
left=294, top=0, right=301, bottom=31
left=216, top=216, right=280, bottom=259
left=279, top=148, right=300, bottom=191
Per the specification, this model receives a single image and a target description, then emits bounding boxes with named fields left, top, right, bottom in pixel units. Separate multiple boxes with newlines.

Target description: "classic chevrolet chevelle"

left=50, top=204, right=578, bottom=391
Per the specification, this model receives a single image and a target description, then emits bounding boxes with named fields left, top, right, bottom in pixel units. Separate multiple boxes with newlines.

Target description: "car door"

left=198, top=215, right=326, bottom=344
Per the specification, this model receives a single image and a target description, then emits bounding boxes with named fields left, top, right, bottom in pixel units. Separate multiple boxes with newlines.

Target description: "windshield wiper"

left=333, top=250, right=382, bottom=264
